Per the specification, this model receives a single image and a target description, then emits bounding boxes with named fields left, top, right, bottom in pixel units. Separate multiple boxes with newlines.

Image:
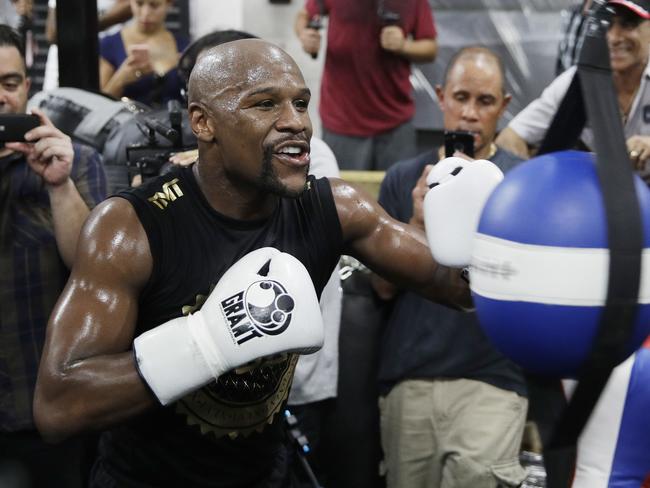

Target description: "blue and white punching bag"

left=471, top=150, right=650, bottom=377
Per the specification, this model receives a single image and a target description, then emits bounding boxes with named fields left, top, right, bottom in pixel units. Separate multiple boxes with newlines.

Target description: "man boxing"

left=33, top=39, right=469, bottom=487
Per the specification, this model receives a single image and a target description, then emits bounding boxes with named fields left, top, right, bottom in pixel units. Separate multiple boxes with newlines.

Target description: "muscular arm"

left=34, top=198, right=156, bottom=442
left=370, top=163, right=431, bottom=301
left=331, top=178, right=471, bottom=309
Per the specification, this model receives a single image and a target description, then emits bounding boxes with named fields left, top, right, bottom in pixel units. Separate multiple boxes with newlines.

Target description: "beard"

left=258, top=146, right=309, bottom=199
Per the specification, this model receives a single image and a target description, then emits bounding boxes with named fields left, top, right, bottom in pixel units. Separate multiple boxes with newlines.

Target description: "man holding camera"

left=373, top=47, right=528, bottom=488
left=0, top=24, right=106, bottom=487
left=294, top=0, right=437, bottom=171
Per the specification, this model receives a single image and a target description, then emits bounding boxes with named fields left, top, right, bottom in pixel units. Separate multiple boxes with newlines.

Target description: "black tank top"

left=93, top=166, right=343, bottom=488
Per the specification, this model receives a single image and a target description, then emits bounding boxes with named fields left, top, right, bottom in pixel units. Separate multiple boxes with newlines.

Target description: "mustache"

left=263, top=134, right=310, bottom=152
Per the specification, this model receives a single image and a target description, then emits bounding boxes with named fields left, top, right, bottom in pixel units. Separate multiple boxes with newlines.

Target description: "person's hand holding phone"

left=5, top=108, right=74, bottom=187
left=125, top=43, right=153, bottom=82
left=0, top=113, right=40, bottom=144
left=299, top=20, right=322, bottom=57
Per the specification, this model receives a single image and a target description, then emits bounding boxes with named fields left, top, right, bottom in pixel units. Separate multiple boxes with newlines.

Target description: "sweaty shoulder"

left=76, top=196, right=153, bottom=290
left=329, top=177, right=387, bottom=245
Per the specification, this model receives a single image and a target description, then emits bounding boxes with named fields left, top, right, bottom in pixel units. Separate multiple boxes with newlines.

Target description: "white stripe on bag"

left=470, top=233, right=650, bottom=306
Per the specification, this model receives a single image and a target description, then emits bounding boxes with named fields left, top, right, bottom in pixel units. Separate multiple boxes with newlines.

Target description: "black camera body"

left=378, top=0, right=400, bottom=25
left=379, top=10, right=400, bottom=25
left=125, top=101, right=196, bottom=183
left=126, top=145, right=176, bottom=180
left=0, top=113, right=40, bottom=143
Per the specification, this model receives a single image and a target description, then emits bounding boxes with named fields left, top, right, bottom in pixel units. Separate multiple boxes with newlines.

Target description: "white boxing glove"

left=133, top=247, right=324, bottom=405
left=423, top=157, right=503, bottom=267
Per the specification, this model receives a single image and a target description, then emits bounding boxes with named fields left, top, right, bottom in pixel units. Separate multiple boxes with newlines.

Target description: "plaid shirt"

left=0, top=143, right=107, bottom=432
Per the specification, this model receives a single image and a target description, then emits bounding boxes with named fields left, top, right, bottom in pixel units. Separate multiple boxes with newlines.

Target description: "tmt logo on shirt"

left=148, top=178, right=184, bottom=209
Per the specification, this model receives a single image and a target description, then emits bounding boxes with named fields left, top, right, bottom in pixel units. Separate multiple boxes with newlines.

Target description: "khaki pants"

left=379, top=378, right=528, bottom=488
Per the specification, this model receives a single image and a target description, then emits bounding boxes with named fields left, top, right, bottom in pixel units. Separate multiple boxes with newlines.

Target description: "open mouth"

left=273, top=144, right=310, bottom=167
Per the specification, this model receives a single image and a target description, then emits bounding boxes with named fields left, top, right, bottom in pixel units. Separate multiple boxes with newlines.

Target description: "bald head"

left=443, top=46, right=506, bottom=95
left=435, top=46, right=510, bottom=158
left=188, top=39, right=304, bottom=107
left=186, top=38, right=313, bottom=201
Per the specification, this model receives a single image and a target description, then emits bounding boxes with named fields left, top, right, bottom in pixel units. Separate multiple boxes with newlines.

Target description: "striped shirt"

left=0, top=143, right=107, bottom=432
left=556, top=4, right=588, bottom=76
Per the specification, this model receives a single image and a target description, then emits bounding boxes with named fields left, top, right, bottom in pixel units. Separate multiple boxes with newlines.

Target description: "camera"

left=378, top=0, right=400, bottom=25
left=0, top=113, right=40, bottom=144
left=124, top=100, right=196, bottom=183
left=27, top=88, right=197, bottom=192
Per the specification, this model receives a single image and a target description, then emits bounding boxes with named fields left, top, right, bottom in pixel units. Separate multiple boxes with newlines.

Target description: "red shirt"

left=306, top=0, right=436, bottom=137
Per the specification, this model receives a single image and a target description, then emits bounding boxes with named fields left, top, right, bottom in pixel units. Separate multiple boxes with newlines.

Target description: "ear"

left=189, top=102, right=215, bottom=143
left=498, top=93, right=512, bottom=118
left=435, top=85, right=445, bottom=112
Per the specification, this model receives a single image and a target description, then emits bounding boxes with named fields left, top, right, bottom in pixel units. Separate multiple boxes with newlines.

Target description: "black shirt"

left=92, top=166, right=342, bottom=488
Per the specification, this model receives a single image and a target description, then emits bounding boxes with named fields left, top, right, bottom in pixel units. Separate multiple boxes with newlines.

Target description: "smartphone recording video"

left=129, top=44, right=150, bottom=63
left=444, top=130, right=475, bottom=158
left=0, top=114, right=41, bottom=143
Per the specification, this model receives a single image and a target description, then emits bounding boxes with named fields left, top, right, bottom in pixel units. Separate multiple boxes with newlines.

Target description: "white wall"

left=189, top=0, right=244, bottom=38
left=188, top=0, right=325, bottom=137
